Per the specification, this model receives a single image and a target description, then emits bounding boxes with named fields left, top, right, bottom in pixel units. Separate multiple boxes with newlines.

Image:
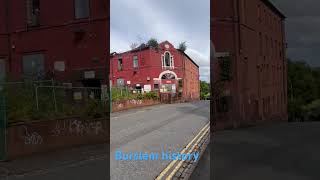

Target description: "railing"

left=0, top=80, right=109, bottom=123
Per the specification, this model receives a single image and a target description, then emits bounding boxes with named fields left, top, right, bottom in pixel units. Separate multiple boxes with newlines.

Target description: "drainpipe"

left=5, top=0, right=12, bottom=75
left=233, top=0, right=241, bottom=127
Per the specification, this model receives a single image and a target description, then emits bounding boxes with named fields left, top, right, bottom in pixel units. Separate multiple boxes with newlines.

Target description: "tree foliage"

left=178, top=42, right=187, bottom=52
left=147, top=38, right=159, bottom=49
left=200, top=81, right=210, bottom=100
left=288, top=59, right=320, bottom=122
left=130, top=43, right=138, bottom=50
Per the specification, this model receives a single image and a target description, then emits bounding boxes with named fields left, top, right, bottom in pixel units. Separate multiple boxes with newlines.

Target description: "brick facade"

left=110, top=41, right=200, bottom=101
left=212, top=0, right=288, bottom=129
left=0, top=0, right=109, bottom=87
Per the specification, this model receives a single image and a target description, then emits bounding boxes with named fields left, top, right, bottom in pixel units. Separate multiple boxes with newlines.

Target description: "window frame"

left=162, top=51, right=174, bottom=68
left=0, top=57, right=6, bottom=81
left=133, top=55, right=139, bottom=68
left=117, top=58, right=123, bottom=71
left=22, top=53, right=45, bottom=78
left=26, top=0, right=41, bottom=27
left=74, top=0, right=91, bottom=20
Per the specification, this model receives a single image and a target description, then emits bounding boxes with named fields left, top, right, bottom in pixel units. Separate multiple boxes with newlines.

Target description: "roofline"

left=177, top=49, right=199, bottom=68
left=262, top=0, right=286, bottom=19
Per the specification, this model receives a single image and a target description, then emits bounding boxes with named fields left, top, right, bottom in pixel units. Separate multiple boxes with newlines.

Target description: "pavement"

left=0, top=143, right=109, bottom=180
left=189, top=144, right=210, bottom=180
left=213, top=121, right=320, bottom=180
left=0, top=101, right=210, bottom=180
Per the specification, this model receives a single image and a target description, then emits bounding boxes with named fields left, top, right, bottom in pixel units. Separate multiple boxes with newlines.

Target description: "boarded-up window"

left=217, top=96, right=232, bottom=113
left=22, top=54, right=44, bottom=77
left=0, top=58, right=5, bottom=81
left=75, top=0, right=90, bottom=19
left=26, top=0, right=40, bottom=26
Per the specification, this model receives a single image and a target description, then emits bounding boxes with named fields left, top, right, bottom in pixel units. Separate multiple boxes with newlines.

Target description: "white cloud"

left=185, top=48, right=210, bottom=82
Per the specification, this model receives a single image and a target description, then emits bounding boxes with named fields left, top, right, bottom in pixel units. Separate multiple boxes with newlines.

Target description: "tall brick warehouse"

left=0, top=0, right=109, bottom=87
left=212, top=0, right=288, bottom=129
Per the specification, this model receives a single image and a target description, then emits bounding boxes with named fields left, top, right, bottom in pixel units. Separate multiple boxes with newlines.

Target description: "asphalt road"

left=110, top=101, right=209, bottom=180
left=213, top=122, right=320, bottom=180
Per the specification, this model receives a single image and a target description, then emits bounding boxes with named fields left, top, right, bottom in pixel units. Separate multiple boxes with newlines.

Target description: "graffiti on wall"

left=22, top=126, right=43, bottom=145
left=114, top=99, right=145, bottom=110
left=50, top=119, right=104, bottom=137
left=129, top=99, right=143, bottom=105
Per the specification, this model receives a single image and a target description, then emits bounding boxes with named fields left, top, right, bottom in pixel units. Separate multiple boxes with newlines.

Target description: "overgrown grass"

left=111, top=88, right=159, bottom=101
left=2, top=83, right=106, bottom=123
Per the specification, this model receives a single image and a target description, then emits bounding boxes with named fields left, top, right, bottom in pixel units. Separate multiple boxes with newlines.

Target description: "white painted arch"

left=158, top=70, right=178, bottom=80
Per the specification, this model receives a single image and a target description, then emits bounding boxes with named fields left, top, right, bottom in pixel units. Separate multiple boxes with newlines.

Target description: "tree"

left=147, top=38, right=159, bottom=49
left=130, top=43, right=138, bottom=50
left=302, top=99, right=320, bottom=121
left=287, top=59, right=320, bottom=122
left=178, top=42, right=187, bottom=52
left=200, top=81, right=210, bottom=100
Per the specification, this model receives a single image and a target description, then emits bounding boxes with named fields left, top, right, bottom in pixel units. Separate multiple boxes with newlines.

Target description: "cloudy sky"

left=110, top=0, right=210, bottom=82
left=271, top=0, right=320, bottom=67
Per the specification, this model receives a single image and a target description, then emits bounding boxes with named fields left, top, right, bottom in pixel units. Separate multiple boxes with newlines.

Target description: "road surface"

left=110, top=101, right=209, bottom=180
left=213, top=122, right=320, bottom=180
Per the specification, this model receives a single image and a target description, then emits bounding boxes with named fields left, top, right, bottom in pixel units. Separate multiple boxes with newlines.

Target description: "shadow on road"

left=214, top=122, right=320, bottom=180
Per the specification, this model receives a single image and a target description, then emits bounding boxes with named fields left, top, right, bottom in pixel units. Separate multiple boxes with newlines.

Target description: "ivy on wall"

left=218, top=56, right=232, bottom=82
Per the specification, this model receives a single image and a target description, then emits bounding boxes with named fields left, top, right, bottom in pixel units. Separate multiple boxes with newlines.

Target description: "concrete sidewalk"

left=0, top=143, right=108, bottom=179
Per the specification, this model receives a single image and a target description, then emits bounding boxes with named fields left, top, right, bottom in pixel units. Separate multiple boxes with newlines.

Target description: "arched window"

left=165, top=52, right=170, bottom=66
left=162, top=51, right=174, bottom=68
left=161, top=73, right=175, bottom=80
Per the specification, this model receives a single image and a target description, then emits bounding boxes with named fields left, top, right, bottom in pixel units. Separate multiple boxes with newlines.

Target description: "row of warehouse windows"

left=259, top=33, right=283, bottom=60
left=117, top=52, right=174, bottom=71
left=0, top=54, right=45, bottom=80
left=117, top=56, right=139, bottom=71
left=257, top=3, right=282, bottom=33
left=27, top=0, right=90, bottom=27
left=240, top=0, right=282, bottom=33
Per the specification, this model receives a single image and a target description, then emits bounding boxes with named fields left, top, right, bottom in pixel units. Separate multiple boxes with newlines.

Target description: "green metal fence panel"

left=0, top=94, right=7, bottom=161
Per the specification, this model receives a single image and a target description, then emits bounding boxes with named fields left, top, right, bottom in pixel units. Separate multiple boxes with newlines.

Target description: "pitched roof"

left=262, top=0, right=286, bottom=19
left=177, top=49, right=199, bottom=68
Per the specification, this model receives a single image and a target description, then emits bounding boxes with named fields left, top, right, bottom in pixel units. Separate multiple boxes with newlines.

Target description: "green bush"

left=144, top=91, right=159, bottom=100
left=2, top=82, right=107, bottom=122
left=83, top=99, right=105, bottom=119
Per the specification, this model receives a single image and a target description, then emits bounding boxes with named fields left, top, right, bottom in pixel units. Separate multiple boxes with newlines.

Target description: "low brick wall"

left=7, top=117, right=109, bottom=159
left=112, top=99, right=160, bottom=112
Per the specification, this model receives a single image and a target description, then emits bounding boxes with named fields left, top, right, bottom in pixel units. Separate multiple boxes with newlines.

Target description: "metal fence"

left=0, top=80, right=109, bottom=123
left=111, top=86, right=134, bottom=101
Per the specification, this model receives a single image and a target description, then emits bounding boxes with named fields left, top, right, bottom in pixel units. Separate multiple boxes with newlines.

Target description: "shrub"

left=144, top=91, right=159, bottom=100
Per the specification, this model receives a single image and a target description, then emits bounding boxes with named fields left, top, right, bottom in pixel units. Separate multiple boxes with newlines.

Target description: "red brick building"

left=212, top=0, right=288, bottom=129
left=110, top=41, right=200, bottom=101
left=0, top=0, right=108, bottom=87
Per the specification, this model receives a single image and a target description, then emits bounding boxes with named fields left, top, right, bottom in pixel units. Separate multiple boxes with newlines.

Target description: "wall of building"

left=1, top=0, right=109, bottom=85
left=7, top=117, right=108, bottom=159
left=212, top=0, right=287, bottom=129
left=182, top=53, right=200, bottom=100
